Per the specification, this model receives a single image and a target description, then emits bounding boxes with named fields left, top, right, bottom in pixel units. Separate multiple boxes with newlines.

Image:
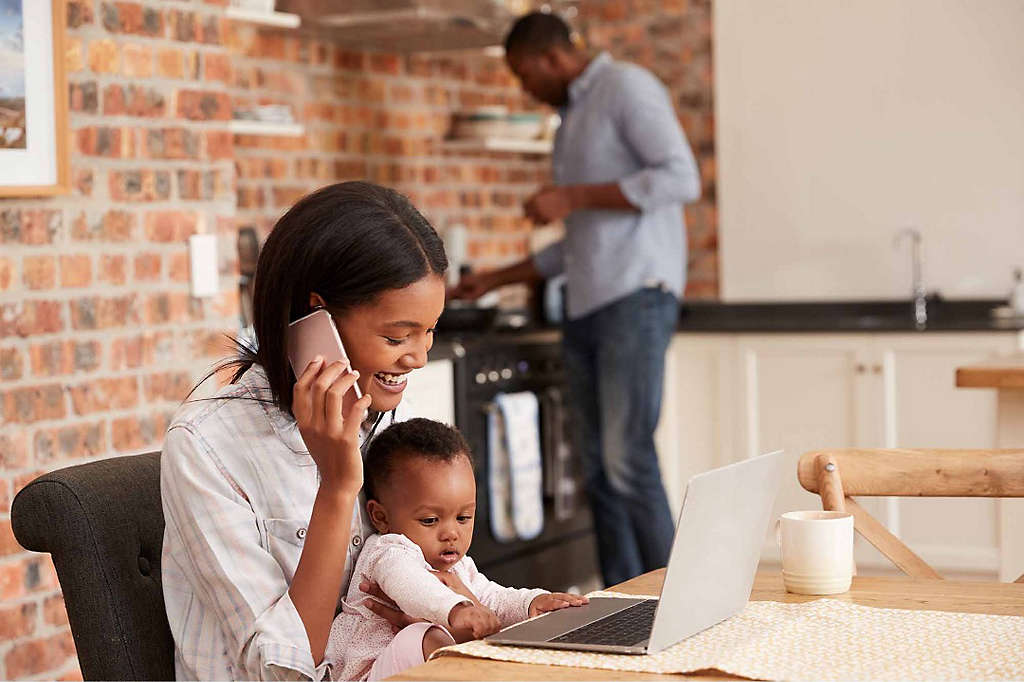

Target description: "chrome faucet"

left=894, top=228, right=927, bottom=329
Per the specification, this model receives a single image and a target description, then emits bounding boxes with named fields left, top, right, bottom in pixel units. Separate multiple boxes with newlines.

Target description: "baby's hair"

left=363, top=418, right=474, bottom=502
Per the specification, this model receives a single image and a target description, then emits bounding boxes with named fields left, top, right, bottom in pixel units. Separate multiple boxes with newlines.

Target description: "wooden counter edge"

left=956, top=362, right=1024, bottom=389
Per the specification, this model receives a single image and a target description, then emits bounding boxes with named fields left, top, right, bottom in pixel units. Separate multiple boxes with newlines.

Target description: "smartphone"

left=286, top=309, right=362, bottom=399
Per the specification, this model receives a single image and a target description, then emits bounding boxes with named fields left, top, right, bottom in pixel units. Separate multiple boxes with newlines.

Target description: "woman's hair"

left=200, top=181, right=448, bottom=414
left=363, top=418, right=473, bottom=502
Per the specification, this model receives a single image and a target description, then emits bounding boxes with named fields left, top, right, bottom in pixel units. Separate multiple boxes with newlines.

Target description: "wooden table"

left=956, top=354, right=1024, bottom=580
left=390, top=569, right=1024, bottom=681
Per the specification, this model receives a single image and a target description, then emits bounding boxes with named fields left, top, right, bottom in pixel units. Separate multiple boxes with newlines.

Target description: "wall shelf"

left=225, top=7, right=301, bottom=28
left=228, top=120, right=305, bottom=137
left=443, top=137, right=552, bottom=154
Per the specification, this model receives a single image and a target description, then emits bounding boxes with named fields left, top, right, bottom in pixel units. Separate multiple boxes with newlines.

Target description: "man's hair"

left=363, top=418, right=473, bottom=502
left=504, top=11, right=573, bottom=57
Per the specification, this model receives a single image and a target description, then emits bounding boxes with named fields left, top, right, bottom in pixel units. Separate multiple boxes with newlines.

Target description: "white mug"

left=777, top=510, right=854, bottom=595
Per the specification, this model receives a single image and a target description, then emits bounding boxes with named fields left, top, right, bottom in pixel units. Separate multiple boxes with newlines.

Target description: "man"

left=452, top=12, right=700, bottom=586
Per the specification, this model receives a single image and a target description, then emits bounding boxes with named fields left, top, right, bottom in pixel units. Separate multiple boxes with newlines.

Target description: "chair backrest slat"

left=798, top=449, right=1024, bottom=497
left=798, top=448, right=1024, bottom=582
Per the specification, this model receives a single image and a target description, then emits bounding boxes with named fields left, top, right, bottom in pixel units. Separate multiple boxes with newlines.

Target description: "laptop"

left=485, top=449, right=786, bottom=655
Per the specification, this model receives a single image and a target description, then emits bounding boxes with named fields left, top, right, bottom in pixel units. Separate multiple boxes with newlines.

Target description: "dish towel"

left=487, top=399, right=517, bottom=543
left=493, top=392, right=544, bottom=541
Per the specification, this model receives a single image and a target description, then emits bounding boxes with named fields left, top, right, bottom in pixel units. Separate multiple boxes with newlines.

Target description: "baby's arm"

left=369, top=538, right=471, bottom=628
left=459, top=555, right=549, bottom=627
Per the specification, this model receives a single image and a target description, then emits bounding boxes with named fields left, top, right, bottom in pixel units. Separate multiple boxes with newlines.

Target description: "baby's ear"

left=366, top=499, right=389, bottom=533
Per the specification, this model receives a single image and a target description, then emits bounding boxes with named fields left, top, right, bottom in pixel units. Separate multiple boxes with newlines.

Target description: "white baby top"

left=327, top=533, right=548, bottom=681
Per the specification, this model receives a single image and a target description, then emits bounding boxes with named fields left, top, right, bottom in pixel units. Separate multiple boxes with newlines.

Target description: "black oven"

left=451, top=331, right=601, bottom=593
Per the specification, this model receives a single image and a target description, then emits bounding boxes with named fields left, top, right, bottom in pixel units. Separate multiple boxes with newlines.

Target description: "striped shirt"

left=160, top=365, right=411, bottom=680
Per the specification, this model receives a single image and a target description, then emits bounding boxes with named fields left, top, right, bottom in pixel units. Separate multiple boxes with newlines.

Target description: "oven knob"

left=488, top=370, right=500, bottom=382
left=475, top=372, right=487, bottom=385
left=517, top=360, right=529, bottom=374
left=500, top=368, right=512, bottom=380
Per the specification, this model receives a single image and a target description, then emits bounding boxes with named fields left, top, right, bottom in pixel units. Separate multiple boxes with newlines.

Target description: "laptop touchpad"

left=487, top=597, right=647, bottom=643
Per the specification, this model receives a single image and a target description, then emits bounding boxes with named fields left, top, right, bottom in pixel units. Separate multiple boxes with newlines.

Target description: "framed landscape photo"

left=0, top=0, right=68, bottom=197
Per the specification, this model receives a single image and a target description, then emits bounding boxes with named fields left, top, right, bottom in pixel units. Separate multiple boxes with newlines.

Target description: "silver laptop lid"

left=647, top=450, right=786, bottom=653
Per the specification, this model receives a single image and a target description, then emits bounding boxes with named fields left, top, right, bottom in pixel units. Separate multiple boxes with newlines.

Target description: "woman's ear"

left=366, top=499, right=390, bottom=534
left=309, top=292, right=326, bottom=309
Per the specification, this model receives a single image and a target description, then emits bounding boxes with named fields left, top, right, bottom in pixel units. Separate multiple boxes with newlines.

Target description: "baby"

left=326, top=418, right=587, bottom=681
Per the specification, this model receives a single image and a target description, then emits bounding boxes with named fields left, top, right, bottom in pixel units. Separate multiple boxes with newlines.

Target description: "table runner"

left=431, top=591, right=1024, bottom=680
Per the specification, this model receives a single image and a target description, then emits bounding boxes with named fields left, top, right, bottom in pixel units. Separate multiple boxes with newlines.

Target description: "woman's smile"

left=372, top=371, right=409, bottom=393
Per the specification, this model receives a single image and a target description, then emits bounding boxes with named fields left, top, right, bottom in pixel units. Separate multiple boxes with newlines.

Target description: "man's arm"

left=614, top=67, right=701, bottom=210
left=524, top=183, right=637, bottom=224
left=569, top=182, right=636, bottom=211
left=449, top=255, right=546, bottom=300
left=524, top=69, right=698, bottom=225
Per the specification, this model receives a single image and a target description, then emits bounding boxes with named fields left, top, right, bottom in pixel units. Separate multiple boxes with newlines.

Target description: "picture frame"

left=0, top=0, right=69, bottom=197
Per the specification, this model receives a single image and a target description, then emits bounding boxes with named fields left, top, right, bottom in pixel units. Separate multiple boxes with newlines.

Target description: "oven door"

left=454, top=342, right=599, bottom=592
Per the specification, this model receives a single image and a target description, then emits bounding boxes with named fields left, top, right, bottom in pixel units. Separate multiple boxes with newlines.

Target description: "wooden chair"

left=797, top=448, right=1024, bottom=583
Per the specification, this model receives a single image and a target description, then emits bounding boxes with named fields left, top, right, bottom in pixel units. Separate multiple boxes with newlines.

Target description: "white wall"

left=714, top=0, right=1024, bottom=301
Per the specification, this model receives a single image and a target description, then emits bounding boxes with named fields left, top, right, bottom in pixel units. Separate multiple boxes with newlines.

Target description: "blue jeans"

left=563, top=287, right=679, bottom=586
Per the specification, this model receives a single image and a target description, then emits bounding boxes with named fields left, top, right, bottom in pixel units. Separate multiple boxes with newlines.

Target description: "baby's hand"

left=529, top=592, right=589, bottom=618
left=448, top=602, right=501, bottom=639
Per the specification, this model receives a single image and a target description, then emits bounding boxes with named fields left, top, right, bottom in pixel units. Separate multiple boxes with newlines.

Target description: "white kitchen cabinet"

left=655, top=334, right=737, bottom=516
left=403, top=358, right=455, bottom=426
left=876, top=334, right=1012, bottom=577
left=734, top=335, right=872, bottom=537
left=657, top=331, right=1018, bottom=578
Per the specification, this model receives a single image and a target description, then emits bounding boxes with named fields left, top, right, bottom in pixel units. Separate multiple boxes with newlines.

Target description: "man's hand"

left=529, top=592, right=589, bottom=618
left=448, top=603, right=501, bottom=640
left=524, top=185, right=576, bottom=224
left=448, top=271, right=496, bottom=301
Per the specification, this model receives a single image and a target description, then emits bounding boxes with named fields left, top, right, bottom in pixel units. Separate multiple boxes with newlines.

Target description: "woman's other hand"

left=528, top=592, right=589, bottom=618
left=359, top=578, right=426, bottom=633
left=292, top=357, right=373, bottom=494
left=447, top=603, right=501, bottom=639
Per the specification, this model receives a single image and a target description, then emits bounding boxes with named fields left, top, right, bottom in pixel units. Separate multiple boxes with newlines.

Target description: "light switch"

left=188, top=233, right=219, bottom=298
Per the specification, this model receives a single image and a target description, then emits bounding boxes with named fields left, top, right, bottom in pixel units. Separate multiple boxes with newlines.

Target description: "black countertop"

left=429, top=299, right=1023, bottom=356
left=676, top=298, right=1024, bottom=333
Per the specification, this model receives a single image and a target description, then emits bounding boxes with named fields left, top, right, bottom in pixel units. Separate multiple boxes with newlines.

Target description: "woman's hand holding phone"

left=292, top=356, right=373, bottom=495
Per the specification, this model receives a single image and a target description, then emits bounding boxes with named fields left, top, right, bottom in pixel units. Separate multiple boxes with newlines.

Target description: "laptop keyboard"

left=549, top=599, right=658, bottom=647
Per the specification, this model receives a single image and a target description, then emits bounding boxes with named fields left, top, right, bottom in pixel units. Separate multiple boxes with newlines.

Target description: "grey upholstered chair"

left=11, top=452, right=175, bottom=680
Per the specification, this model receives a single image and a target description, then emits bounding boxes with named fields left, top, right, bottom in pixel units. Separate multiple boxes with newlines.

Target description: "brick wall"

left=0, top=0, right=238, bottom=678
left=0, top=0, right=715, bottom=678
left=229, top=31, right=549, bottom=307
left=231, top=0, right=717, bottom=301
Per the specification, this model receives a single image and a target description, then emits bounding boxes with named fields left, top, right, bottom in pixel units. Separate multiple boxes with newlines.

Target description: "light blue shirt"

left=532, top=52, right=701, bottom=319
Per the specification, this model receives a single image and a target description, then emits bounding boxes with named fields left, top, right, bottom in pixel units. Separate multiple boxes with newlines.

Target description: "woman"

left=160, top=182, right=448, bottom=680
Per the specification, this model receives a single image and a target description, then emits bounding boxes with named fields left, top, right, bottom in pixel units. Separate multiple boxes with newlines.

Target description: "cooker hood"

left=278, top=0, right=515, bottom=53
